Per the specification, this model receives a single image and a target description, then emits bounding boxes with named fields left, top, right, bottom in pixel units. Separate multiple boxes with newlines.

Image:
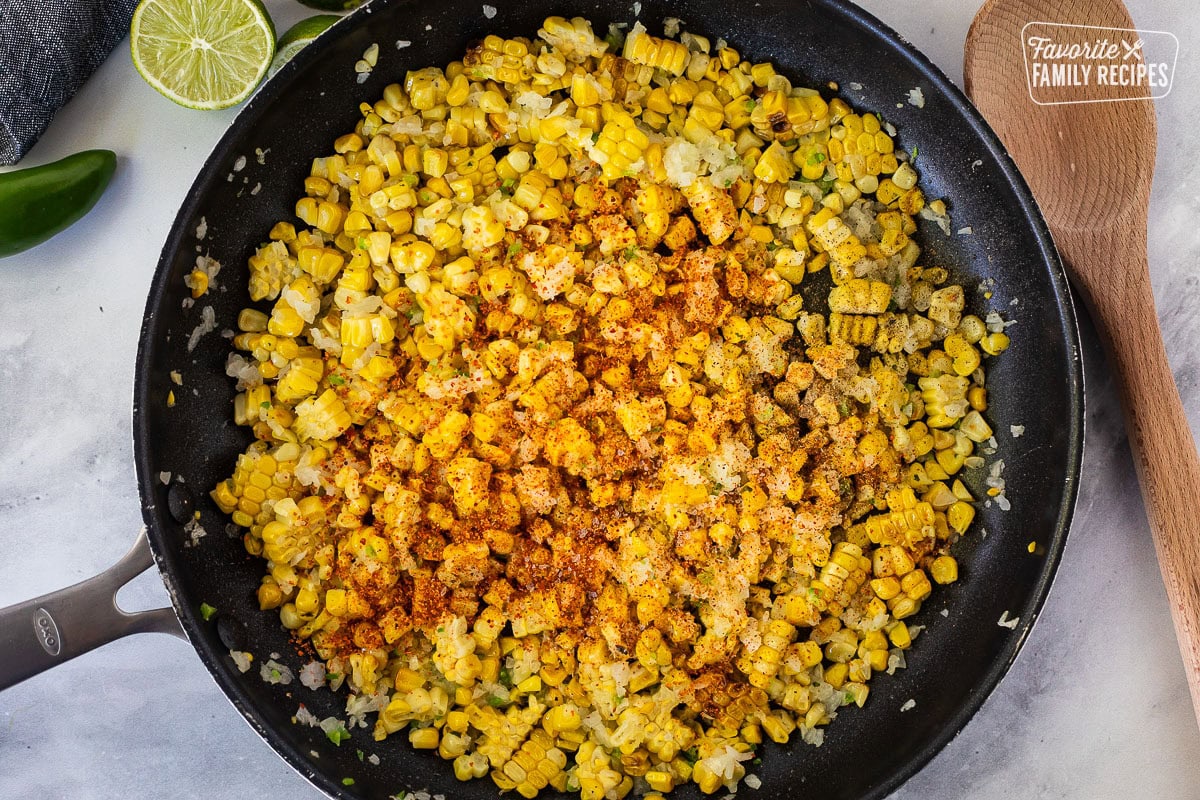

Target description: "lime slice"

left=130, top=0, right=276, bottom=110
left=269, top=14, right=340, bottom=77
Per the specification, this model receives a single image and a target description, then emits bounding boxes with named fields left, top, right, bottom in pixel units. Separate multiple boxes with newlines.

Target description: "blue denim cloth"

left=0, top=0, right=137, bottom=164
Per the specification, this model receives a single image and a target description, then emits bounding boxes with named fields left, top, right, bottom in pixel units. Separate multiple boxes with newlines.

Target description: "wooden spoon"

left=965, top=0, right=1200, bottom=726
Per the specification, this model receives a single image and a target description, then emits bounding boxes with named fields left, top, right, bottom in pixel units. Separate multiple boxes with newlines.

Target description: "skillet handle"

left=0, top=528, right=185, bottom=691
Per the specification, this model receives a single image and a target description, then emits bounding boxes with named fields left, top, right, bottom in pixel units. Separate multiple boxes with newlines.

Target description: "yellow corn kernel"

left=823, top=661, right=849, bottom=689
left=754, top=141, right=797, bottom=183
left=947, top=501, right=975, bottom=534
left=409, top=727, right=440, bottom=749
left=314, top=201, right=346, bottom=235
left=692, top=762, right=724, bottom=795
left=324, top=588, right=347, bottom=617
left=967, top=386, right=988, bottom=411
left=187, top=269, right=209, bottom=298
left=931, top=555, right=959, bottom=584
left=828, top=278, right=891, bottom=314
left=901, top=568, right=932, bottom=601
left=870, top=576, right=902, bottom=601
left=422, top=148, right=448, bottom=178
left=980, top=332, right=1011, bottom=355
left=623, top=25, right=689, bottom=75
left=645, top=771, right=674, bottom=793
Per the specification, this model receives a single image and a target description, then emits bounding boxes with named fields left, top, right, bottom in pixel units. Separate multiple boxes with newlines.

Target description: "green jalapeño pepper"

left=0, top=149, right=116, bottom=258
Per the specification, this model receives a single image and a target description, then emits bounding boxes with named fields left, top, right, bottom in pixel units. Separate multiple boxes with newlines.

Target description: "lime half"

left=130, top=0, right=276, bottom=110
left=269, top=14, right=340, bottom=78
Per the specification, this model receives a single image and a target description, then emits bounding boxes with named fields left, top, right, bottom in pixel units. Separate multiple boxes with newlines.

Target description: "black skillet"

left=0, top=1, right=1083, bottom=797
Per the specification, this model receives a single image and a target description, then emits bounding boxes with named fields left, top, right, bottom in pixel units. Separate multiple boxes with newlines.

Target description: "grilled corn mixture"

left=213, top=16, right=1009, bottom=798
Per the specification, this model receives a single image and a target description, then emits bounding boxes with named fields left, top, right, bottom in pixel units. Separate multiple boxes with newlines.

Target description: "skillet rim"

left=131, top=1, right=1085, bottom=798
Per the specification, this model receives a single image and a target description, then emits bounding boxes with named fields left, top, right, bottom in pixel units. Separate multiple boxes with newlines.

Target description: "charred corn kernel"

left=897, top=188, right=925, bottom=216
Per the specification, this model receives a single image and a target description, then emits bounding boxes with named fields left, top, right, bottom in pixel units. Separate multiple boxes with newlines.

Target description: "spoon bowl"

left=965, top=0, right=1155, bottom=232
left=966, top=0, right=1200, bottom=730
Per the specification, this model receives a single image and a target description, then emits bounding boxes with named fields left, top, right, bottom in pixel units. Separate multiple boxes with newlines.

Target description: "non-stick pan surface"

left=132, top=1, right=1083, bottom=798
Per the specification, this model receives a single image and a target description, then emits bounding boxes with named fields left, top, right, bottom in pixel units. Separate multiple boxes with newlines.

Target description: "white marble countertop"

left=2, top=0, right=1199, bottom=797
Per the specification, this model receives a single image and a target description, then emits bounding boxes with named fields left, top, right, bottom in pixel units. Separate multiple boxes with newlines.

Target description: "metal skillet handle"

left=0, top=528, right=185, bottom=691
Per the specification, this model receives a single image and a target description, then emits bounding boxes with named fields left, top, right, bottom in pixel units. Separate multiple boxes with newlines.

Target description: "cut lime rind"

left=269, top=14, right=341, bottom=78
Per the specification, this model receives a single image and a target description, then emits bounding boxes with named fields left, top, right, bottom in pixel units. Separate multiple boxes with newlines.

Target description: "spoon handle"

left=1065, top=229, right=1200, bottom=724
